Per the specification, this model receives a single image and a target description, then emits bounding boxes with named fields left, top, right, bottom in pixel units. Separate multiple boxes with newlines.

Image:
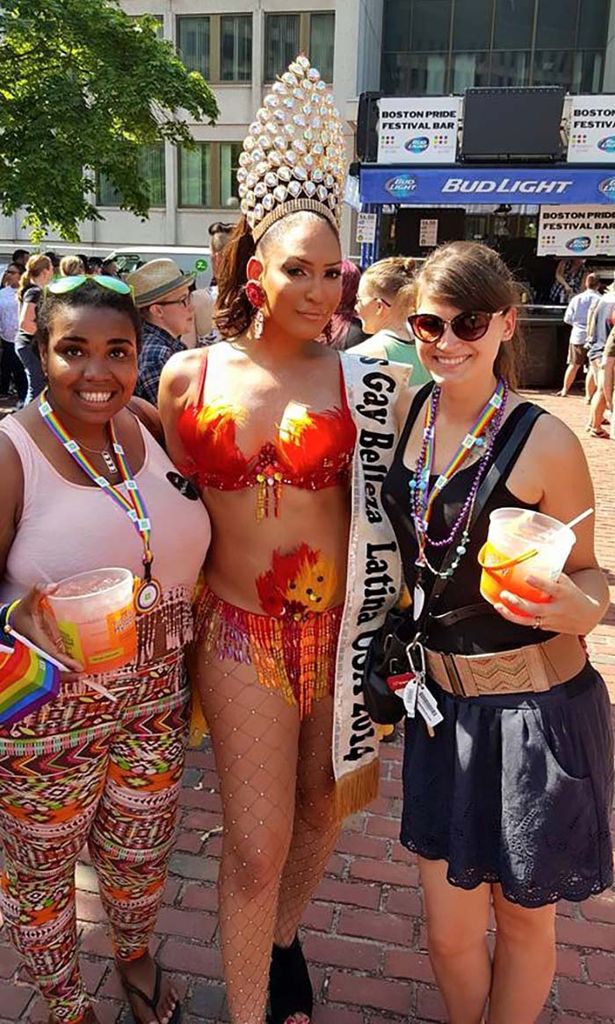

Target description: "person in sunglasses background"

left=0, top=275, right=210, bottom=1024
left=382, top=240, right=612, bottom=1024
left=129, top=258, right=195, bottom=406
left=15, top=253, right=54, bottom=404
left=350, top=257, right=432, bottom=384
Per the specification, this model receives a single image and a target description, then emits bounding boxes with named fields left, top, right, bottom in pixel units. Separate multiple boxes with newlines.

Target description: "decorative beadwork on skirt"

left=194, top=584, right=342, bottom=718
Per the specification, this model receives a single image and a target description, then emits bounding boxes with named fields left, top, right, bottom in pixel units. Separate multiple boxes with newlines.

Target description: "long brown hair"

left=414, top=241, right=522, bottom=389
left=17, top=253, right=52, bottom=305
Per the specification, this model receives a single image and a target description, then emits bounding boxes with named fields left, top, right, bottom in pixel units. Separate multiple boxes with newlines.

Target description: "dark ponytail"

left=214, top=216, right=257, bottom=339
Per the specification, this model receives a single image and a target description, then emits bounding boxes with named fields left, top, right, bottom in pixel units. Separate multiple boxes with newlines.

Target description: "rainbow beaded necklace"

left=38, top=391, right=161, bottom=612
left=410, top=378, right=508, bottom=578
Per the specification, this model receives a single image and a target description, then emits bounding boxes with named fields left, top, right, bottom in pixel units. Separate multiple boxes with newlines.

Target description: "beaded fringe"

left=195, top=586, right=341, bottom=718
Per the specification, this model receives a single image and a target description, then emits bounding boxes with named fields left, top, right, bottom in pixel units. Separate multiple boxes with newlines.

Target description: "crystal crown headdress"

left=237, top=54, right=347, bottom=241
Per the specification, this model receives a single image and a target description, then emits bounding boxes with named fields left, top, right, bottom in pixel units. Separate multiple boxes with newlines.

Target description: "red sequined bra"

left=177, top=353, right=356, bottom=519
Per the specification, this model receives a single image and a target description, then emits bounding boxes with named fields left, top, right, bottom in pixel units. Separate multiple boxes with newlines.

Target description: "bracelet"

left=0, top=601, right=19, bottom=649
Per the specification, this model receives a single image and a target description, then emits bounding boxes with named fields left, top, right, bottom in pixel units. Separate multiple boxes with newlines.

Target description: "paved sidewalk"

left=1, top=390, right=614, bottom=1023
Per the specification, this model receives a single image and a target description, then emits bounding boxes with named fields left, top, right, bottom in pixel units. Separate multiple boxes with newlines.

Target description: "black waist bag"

left=361, top=404, right=543, bottom=725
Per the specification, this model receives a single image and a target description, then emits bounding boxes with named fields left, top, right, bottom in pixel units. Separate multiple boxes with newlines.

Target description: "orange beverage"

left=479, top=509, right=576, bottom=609
left=47, top=568, right=137, bottom=673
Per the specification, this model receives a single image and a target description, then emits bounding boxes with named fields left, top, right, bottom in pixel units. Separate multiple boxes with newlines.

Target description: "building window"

left=179, top=144, right=212, bottom=208
left=177, top=14, right=253, bottom=83
left=177, top=16, right=210, bottom=79
left=220, top=142, right=242, bottom=208
left=380, top=0, right=607, bottom=95
left=179, top=142, right=242, bottom=209
left=97, top=145, right=165, bottom=208
left=264, top=12, right=335, bottom=82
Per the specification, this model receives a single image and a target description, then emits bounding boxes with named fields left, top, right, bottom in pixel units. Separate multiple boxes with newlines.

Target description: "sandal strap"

left=121, top=962, right=163, bottom=1024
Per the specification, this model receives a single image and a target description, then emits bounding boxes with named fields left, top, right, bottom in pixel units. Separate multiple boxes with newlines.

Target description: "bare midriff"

left=203, top=483, right=350, bottom=616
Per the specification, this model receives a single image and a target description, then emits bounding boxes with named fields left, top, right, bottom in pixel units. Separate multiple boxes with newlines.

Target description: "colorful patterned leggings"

left=0, top=652, right=189, bottom=1024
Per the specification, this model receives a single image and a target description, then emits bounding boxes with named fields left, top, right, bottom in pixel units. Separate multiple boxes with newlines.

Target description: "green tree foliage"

left=0, top=0, right=219, bottom=239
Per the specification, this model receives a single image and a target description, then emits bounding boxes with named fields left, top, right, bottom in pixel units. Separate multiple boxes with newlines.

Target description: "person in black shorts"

left=382, top=241, right=613, bottom=1024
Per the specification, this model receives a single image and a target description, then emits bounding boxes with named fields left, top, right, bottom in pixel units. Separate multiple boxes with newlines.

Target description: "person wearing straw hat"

left=129, top=259, right=195, bottom=406
left=158, top=54, right=409, bottom=1024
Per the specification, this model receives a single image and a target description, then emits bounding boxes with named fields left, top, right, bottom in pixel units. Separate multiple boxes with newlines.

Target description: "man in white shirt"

left=559, top=273, right=602, bottom=397
left=0, top=263, right=27, bottom=403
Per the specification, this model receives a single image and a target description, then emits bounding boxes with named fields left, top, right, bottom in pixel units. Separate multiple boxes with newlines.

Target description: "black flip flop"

left=121, top=961, right=181, bottom=1024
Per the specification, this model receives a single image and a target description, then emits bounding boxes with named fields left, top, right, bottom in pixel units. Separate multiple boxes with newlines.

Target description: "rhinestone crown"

left=238, top=54, right=347, bottom=241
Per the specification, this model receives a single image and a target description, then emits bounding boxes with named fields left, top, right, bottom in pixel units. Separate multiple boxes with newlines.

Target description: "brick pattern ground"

left=0, top=390, right=614, bottom=1023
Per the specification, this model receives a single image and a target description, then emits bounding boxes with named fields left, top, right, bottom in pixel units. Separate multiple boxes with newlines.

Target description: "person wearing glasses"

left=351, top=257, right=432, bottom=384
left=129, top=258, right=195, bottom=406
left=0, top=274, right=210, bottom=1024
left=382, top=241, right=612, bottom=1024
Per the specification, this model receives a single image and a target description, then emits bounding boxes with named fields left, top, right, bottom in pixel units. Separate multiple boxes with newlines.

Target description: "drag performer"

left=0, top=278, right=211, bottom=1024
left=159, top=56, right=407, bottom=1024
left=382, top=241, right=613, bottom=1024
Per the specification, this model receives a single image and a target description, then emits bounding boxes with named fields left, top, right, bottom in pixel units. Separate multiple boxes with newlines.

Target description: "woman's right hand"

left=8, top=585, right=83, bottom=674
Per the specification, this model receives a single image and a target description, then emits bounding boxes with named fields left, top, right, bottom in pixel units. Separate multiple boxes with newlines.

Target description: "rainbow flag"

left=0, top=639, right=61, bottom=726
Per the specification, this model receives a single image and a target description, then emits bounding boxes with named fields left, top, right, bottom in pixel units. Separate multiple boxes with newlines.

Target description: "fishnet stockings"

left=197, top=653, right=342, bottom=1024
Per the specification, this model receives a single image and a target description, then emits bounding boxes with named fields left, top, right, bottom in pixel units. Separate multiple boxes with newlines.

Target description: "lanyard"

left=38, top=392, right=160, bottom=612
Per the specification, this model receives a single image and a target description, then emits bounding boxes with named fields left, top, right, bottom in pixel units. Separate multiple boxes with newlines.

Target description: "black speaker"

left=357, top=92, right=381, bottom=163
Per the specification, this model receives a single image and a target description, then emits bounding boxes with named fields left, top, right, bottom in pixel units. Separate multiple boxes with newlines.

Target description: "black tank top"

left=382, top=386, right=553, bottom=655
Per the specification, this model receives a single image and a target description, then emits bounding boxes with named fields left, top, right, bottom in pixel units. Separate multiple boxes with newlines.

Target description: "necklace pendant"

left=413, top=583, right=425, bottom=621
left=134, top=575, right=162, bottom=615
left=101, top=449, right=118, bottom=476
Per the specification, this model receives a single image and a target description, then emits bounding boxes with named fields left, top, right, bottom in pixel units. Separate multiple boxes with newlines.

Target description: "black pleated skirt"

left=401, top=662, right=614, bottom=907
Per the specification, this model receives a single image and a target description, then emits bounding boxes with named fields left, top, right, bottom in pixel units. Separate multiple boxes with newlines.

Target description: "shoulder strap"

left=420, top=402, right=545, bottom=625
left=393, top=381, right=434, bottom=463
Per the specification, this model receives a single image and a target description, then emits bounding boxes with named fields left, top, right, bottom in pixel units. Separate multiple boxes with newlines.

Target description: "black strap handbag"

left=362, top=402, right=544, bottom=725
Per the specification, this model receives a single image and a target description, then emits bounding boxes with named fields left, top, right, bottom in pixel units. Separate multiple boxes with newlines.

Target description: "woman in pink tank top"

left=0, top=278, right=210, bottom=1024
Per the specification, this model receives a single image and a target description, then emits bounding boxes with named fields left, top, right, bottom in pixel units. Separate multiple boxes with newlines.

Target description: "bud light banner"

left=537, top=205, right=615, bottom=256
left=567, top=95, right=615, bottom=164
left=360, top=166, right=615, bottom=206
left=377, top=98, right=461, bottom=165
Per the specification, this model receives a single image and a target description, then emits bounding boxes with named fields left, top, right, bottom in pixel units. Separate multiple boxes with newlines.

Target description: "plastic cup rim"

left=49, top=566, right=134, bottom=603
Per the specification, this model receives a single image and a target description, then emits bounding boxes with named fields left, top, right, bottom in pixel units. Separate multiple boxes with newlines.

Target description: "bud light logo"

left=598, top=136, right=615, bottom=153
left=405, top=136, right=430, bottom=154
left=384, top=175, right=418, bottom=197
left=599, top=177, right=615, bottom=201
left=566, top=236, right=591, bottom=253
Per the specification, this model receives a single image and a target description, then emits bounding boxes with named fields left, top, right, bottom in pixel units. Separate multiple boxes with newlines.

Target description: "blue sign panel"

left=360, top=166, right=615, bottom=206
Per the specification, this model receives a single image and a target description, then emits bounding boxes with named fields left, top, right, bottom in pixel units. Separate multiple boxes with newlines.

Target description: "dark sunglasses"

left=408, top=309, right=507, bottom=344
left=47, top=274, right=133, bottom=299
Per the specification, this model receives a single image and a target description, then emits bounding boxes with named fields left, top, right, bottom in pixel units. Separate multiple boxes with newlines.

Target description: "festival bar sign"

left=537, top=205, right=615, bottom=256
left=377, top=97, right=461, bottom=165
left=567, top=95, right=615, bottom=164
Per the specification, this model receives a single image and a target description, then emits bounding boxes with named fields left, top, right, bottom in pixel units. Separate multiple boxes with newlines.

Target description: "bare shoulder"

left=0, top=427, right=24, bottom=526
left=348, top=339, right=388, bottom=359
left=127, top=396, right=164, bottom=446
left=395, top=382, right=421, bottom=432
left=159, top=346, right=207, bottom=404
left=526, top=408, right=584, bottom=465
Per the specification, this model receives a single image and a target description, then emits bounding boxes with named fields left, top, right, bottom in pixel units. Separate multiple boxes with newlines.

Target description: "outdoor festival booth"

left=355, top=89, right=615, bottom=387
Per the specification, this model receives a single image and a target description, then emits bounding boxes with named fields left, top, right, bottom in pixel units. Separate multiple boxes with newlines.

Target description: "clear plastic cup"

left=479, top=509, right=576, bottom=608
left=47, top=568, right=137, bottom=673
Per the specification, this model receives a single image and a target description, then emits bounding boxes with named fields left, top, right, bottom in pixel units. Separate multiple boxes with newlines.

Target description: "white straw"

left=565, top=507, right=594, bottom=531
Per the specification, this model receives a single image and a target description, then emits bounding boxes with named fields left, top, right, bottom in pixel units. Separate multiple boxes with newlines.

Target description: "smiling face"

left=248, top=214, right=342, bottom=341
left=413, top=291, right=517, bottom=387
left=40, top=304, right=139, bottom=427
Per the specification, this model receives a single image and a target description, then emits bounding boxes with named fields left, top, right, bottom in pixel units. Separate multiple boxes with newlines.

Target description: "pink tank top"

left=0, top=416, right=211, bottom=603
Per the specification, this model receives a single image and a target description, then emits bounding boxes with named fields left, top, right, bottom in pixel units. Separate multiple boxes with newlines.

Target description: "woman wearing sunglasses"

left=351, top=257, right=432, bottom=384
left=382, top=241, right=612, bottom=1024
left=0, top=275, right=210, bottom=1024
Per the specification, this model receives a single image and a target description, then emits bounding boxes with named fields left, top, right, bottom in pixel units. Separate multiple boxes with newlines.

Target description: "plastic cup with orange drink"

left=47, top=568, right=137, bottom=673
left=478, top=509, right=576, bottom=610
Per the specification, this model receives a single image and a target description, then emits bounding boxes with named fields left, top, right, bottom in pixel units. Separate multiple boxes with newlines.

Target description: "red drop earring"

left=244, top=280, right=266, bottom=339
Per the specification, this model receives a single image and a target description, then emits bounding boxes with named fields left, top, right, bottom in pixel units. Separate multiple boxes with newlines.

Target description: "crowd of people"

left=0, top=55, right=613, bottom=1024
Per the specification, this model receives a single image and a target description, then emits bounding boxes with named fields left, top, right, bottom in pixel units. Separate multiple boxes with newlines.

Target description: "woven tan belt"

left=425, top=634, right=587, bottom=698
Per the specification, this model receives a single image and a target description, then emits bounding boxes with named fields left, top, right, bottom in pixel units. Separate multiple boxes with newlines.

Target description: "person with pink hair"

left=325, top=259, right=364, bottom=349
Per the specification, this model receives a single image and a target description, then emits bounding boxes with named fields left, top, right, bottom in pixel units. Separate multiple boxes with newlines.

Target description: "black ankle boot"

left=268, top=934, right=313, bottom=1024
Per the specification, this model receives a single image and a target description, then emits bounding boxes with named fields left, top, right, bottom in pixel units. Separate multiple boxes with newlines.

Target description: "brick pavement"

left=0, top=390, right=614, bottom=1023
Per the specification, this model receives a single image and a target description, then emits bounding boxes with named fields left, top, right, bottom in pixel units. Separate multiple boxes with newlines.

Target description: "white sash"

left=332, top=353, right=409, bottom=815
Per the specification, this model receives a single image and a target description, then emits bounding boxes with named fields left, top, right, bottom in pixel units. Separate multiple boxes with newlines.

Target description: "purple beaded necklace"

left=410, top=378, right=509, bottom=580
